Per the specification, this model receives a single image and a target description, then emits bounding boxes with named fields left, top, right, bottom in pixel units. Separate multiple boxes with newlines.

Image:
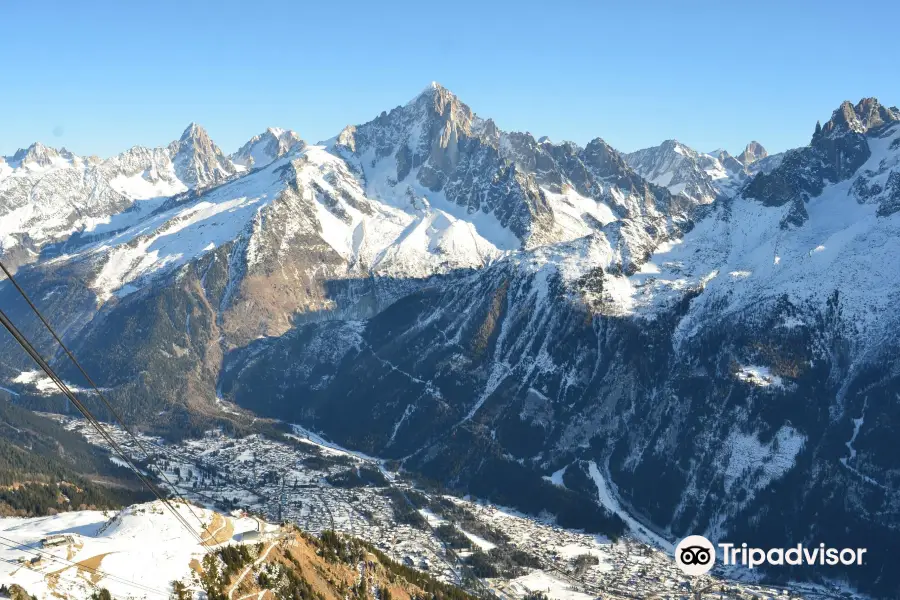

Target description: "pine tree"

left=171, top=581, right=191, bottom=600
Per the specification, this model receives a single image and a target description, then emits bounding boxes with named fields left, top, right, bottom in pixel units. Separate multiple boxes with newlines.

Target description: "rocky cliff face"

left=168, top=123, right=237, bottom=187
left=736, top=140, right=768, bottom=166
left=745, top=98, right=899, bottom=221
left=231, top=127, right=304, bottom=170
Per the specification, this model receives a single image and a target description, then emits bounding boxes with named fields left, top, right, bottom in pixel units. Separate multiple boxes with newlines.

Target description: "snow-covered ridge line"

left=0, top=84, right=815, bottom=305
left=0, top=123, right=239, bottom=270
left=4, top=90, right=897, bottom=345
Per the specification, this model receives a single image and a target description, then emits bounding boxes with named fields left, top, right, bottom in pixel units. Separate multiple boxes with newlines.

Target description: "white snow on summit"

left=0, top=126, right=238, bottom=264
left=624, top=140, right=742, bottom=204
left=231, top=127, right=304, bottom=170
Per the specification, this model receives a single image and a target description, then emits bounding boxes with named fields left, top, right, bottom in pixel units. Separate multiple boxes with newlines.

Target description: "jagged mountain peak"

left=17, top=140, right=53, bottom=155
left=173, top=122, right=232, bottom=160
left=409, top=80, right=451, bottom=103
left=336, top=81, right=484, bottom=156
left=657, top=139, right=692, bottom=153
left=737, top=140, right=767, bottom=165
left=334, top=85, right=690, bottom=256
left=821, top=97, right=900, bottom=138
left=168, top=122, right=236, bottom=187
left=179, top=121, right=207, bottom=141
left=5, top=141, right=67, bottom=168
left=623, top=139, right=730, bottom=204
left=401, top=81, right=482, bottom=134
left=745, top=95, right=899, bottom=225
left=584, top=137, right=634, bottom=176
left=231, top=127, right=304, bottom=169
left=334, top=80, right=489, bottom=168
left=171, top=122, right=218, bottom=152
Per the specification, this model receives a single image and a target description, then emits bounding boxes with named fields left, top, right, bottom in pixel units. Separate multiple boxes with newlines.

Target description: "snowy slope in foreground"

left=0, top=501, right=268, bottom=599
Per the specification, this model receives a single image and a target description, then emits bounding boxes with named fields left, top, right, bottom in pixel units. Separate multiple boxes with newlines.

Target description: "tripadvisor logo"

left=676, top=535, right=716, bottom=576
left=674, top=535, right=868, bottom=576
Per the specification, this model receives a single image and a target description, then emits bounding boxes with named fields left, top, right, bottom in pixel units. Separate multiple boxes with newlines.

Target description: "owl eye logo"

left=675, top=535, right=716, bottom=575
left=679, top=545, right=712, bottom=565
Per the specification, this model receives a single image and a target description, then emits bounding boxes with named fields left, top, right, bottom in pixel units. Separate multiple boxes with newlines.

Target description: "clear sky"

left=1, top=0, right=896, bottom=159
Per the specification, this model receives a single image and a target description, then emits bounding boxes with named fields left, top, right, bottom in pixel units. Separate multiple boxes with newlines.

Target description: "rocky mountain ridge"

left=623, top=139, right=782, bottom=206
left=0, top=123, right=242, bottom=274
left=230, top=126, right=304, bottom=170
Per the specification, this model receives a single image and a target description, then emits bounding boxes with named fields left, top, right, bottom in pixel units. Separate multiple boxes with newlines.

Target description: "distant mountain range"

left=623, top=139, right=782, bottom=205
left=2, top=86, right=899, bottom=597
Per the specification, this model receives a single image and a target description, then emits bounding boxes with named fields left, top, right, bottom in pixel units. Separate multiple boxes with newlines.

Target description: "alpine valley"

left=2, top=85, right=899, bottom=598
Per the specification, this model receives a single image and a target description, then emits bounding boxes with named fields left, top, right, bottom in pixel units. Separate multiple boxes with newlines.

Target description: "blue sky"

left=1, top=0, right=896, bottom=159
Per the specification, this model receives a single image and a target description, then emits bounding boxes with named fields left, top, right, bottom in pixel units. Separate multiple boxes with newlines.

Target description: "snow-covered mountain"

left=331, top=82, right=694, bottom=254
left=0, top=124, right=239, bottom=274
left=167, top=122, right=237, bottom=187
left=623, top=139, right=783, bottom=204
left=230, top=126, right=304, bottom=170
left=1, top=83, right=695, bottom=348
left=2, top=88, right=900, bottom=597
left=623, top=140, right=734, bottom=204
